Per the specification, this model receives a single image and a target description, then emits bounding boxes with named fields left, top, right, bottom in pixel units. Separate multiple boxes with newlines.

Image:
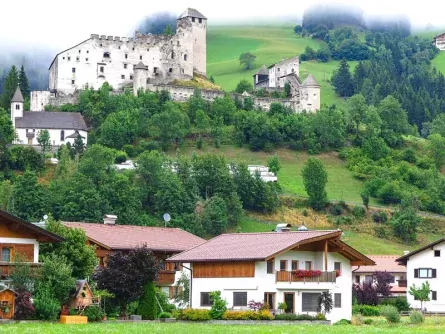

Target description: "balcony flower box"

left=292, top=269, right=322, bottom=278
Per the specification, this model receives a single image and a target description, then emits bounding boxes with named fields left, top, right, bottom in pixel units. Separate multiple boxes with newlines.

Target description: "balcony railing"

left=276, top=270, right=337, bottom=283
left=156, top=270, right=175, bottom=285
left=0, top=262, right=43, bottom=277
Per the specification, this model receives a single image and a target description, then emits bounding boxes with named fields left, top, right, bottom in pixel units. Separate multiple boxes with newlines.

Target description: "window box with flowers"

left=292, top=269, right=322, bottom=278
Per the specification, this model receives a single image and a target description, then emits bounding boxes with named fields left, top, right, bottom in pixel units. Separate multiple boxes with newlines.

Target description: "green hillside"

left=414, top=29, right=445, bottom=74
left=207, top=25, right=353, bottom=107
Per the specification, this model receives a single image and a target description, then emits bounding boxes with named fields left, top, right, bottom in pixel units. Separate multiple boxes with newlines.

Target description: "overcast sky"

left=1, top=0, right=443, bottom=51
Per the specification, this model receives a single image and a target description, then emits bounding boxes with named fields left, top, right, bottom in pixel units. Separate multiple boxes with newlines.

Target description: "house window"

left=278, top=68, right=280, bottom=72
left=355, top=275, right=360, bottom=284
left=388, top=275, right=395, bottom=284
left=72, top=67, right=76, bottom=73
left=140, top=55, right=142, bottom=60
left=334, top=293, right=342, bottom=308
left=200, top=292, right=212, bottom=306
left=103, top=52, right=110, bottom=58
left=266, top=260, right=274, bottom=274
left=87, top=50, right=89, bottom=53
left=415, top=268, right=436, bottom=278
left=154, top=67, right=158, bottom=74
left=435, top=250, right=441, bottom=257
left=124, top=64, right=127, bottom=69
left=177, top=41, right=180, bottom=46
left=76, top=56, right=80, bottom=61
left=68, top=57, right=71, bottom=61
left=61, top=130, right=65, bottom=141
left=121, top=75, right=125, bottom=79
left=169, top=68, right=173, bottom=73
left=233, top=292, right=247, bottom=307
left=199, top=18, right=202, bottom=24
left=432, top=291, right=437, bottom=300
left=280, top=260, right=287, bottom=271
left=264, top=293, right=275, bottom=309
left=15, top=104, right=20, bottom=110
left=33, top=129, right=35, bottom=132
left=302, top=293, right=319, bottom=312
left=365, top=275, right=373, bottom=283
left=86, top=58, right=89, bottom=62
left=171, top=51, right=175, bottom=59
left=334, top=262, right=341, bottom=274
left=132, top=47, right=135, bottom=51
left=192, top=17, right=196, bottom=22
left=130, top=75, right=133, bottom=80
left=125, top=54, right=128, bottom=59
left=291, top=260, right=299, bottom=271
left=184, top=54, right=188, bottom=61
left=1, top=247, right=11, bottom=262
left=71, top=80, right=75, bottom=85
left=305, top=261, right=312, bottom=270
left=100, top=66, right=104, bottom=73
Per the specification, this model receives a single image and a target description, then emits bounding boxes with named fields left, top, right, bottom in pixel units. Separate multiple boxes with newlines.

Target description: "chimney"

left=403, top=250, right=410, bottom=256
left=103, top=214, right=117, bottom=225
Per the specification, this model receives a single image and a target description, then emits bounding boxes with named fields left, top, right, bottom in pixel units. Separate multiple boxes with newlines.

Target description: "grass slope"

left=207, top=25, right=351, bottom=106
left=414, top=29, right=445, bottom=75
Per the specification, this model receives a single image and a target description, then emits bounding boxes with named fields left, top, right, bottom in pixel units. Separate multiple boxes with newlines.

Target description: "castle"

left=30, top=8, right=320, bottom=114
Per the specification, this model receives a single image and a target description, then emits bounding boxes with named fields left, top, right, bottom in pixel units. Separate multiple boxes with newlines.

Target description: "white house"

left=10, top=87, right=88, bottom=147
left=167, top=228, right=375, bottom=322
left=396, top=238, right=445, bottom=311
left=433, top=33, right=445, bottom=51
left=352, top=255, right=407, bottom=297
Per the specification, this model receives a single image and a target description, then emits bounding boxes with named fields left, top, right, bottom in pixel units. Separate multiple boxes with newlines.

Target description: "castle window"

left=169, top=68, right=173, bottom=73
left=199, top=18, right=202, bottom=23
left=78, top=50, right=81, bottom=53
left=118, top=46, right=121, bottom=49
left=125, top=54, right=128, bottom=59
left=61, top=130, right=65, bottom=141
left=15, top=104, right=20, bottom=110
left=76, top=56, right=80, bottom=61
left=130, top=75, right=133, bottom=80
left=100, top=44, right=102, bottom=47
left=154, top=67, right=158, bottom=74
left=72, top=80, right=75, bottom=85
left=100, top=66, right=104, bottom=73
left=121, top=75, right=125, bottom=79
left=124, top=64, right=127, bottom=69
left=103, top=52, right=110, bottom=58
left=177, top=41, right=180, bottom=46
left=87, top=50, right=89, bottom=53
left=184, top=54, right=188, bottom=61
left=68, top=57, right=71, bottom=61
left=132, top=47, right=135, bottom=51
left=63, top=57, right=65, bottom=60
left=192, top=17, right=195, bottom=22
left=140, top=55, right=142, bottom=60
left=171, top=51, right=175, bottom=59
left=72, top=68, right=76, bottom=73
left=86, top=58, right=89, bottom=62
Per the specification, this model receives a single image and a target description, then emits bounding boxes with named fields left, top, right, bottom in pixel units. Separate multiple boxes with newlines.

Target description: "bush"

left=180, top=308, right=211, bottom=321
left=209, top=291, right=227, bottom=319
left=330, top=204, right=343, bottom=216
left=274, top=313, right=297, bottom=320
left=364, top=319, right=373, bottom=325
left=352, top=205, right=366, bottom=218
left=302, top=209, right=309, bottom=217
left=295, top=314, right=316, bottom=320
left=139, top=281, right=157, bottom=320
left=352, top=305, right=380, bottom=316
left=123, top=144, right=136, bottom=157
left=34, top=288, right=60, bottom=321
left=409, top=310, right=424, bottom=324
left=159, top=312, right=173, bottom=319
left=14, top=291, right=35, bottom=320
left=83, top=306, right=104, bottom=322
left=258, top=310, right=273, bottom=320
left=334, top=319, right=351, bottom=325
left=114, top=151, right=128, bottom=164
left=223, top=310, right=259, bottom=320
left=315, top=313, right=326, bottom=320
left=380, top=305, right=400, bottom=323
left=380, top=297, right=410, bottom=312
left=351, top=314, right=364, bottom=326
left=372, top=211, right=388, bottom=223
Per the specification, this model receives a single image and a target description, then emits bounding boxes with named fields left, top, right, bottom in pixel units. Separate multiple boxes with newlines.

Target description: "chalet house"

left=396, top=238, right=445, bottom=312
left=433, top=33, right=445, bottom=51
left=63, top=215, right=206, bottom=299
left=167, top=229, right=374, bottom=322
left=352, top=255, right=407, bottom=296
left=0, top=209, right=63, bottom=283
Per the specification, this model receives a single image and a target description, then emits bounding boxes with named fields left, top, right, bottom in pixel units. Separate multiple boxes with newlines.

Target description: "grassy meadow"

left=413, top=29, right=445, bottom=74
left=207, top=25, right=350, bottom=107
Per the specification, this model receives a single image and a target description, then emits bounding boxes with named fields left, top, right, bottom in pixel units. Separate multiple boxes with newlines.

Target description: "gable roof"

left=353, top=255, right=406, bottom=273
left=74, top=279, right=93, bottom=298
left=12, top=87, right=25, bottom=103
left=15, top=112, right=88, bottom=131
left=0, top=210, right=64, bottom=243
left=166, top=230, right=375, bottom=265
left=302, top=74, right=320, bottom=87
left=134, top=61, right=148, bottom=70
left=396, top=238, right=445, bottom=265
left=178, top=8, right=207, bottom=20
left=254, top=65, right=269, bottom=76
left=434, top=33, right=445, bottom=40
left=63, top=222, right=206, bottom=253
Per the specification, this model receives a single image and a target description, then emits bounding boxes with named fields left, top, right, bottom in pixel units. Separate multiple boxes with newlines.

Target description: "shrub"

left=330, top=204, right=343, bottom=216
left=380, top=297, right=410, bottom=312
left=258, top=310, right=273, bottom=320
left=114, top=151, right=128, bottom=164
left=83, top=306, right=104, bottom=322
left=380, top=305, right=400, bottom=323
left=34, top=287, right=60, bottom=321
left=302, top=209, right=309, bottom=217
left=352, top=305, right=380, bottom=316
left=159, top=312, right=172, bottom=319
left=209, top=291, right=227, bottom=319
left=139, top=281, right=157, bottom=320
left=14, top=291, right=35, bottom=320
left=352, top=205, right=366, bottom=218
left=351, top=314, right=364, bottom=326
left=372, top=211, right=388, bottom=223
left=315, top=313, right=326, bottom=320
left=180, top=308, right=211, bottom=321
left=334, top=319, right=351, bottom=325
left=295, top=314, right=316, bottom=320
left=274, top=313, right=297, bottom=320
left=409, top=310, right=424, bottom=324
left=123, top=144, right=136, bottom=157
left=223, top=310, right=259, bottom=320
left=364, top=319, right=373, bottom=325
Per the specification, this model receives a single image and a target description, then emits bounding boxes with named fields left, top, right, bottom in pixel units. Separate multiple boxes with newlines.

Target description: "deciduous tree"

left=301, top=157, right=328, bottom=210
left=239, top=53, right=256, bottom=70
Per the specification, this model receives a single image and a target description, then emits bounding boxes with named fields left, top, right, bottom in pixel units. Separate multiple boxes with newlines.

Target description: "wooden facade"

left=193, top=262, right=255, bottom=278
left=0, top=243, right=34, bottom=262
left=0, top=289, right=16, bottom=319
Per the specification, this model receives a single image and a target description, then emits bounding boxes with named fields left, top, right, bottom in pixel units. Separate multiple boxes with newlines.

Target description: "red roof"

left=167, top=230, right=374, bottom=264
left=353, top=255, right=406, bottom=273
left=63, top=222, right=206, bottom=253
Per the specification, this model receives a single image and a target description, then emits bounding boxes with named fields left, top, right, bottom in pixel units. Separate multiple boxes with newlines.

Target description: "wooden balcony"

left=156, top=270, right=175, bottom=285
left=397, top=279, right=407, bottom=288
left=0, top=262, right=43, bottom=277
left=276, top=270, right=337, bottom=283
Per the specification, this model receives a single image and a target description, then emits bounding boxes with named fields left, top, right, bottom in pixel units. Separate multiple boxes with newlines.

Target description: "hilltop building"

left=433, top=33, right=445, bottom=51
left=253, top=56, right=321, bottom=112
left=11, top=87, right=88, bottom=147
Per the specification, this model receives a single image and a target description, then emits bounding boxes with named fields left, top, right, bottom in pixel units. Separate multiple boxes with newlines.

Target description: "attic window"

left=435, top=250, right=441, bottom=257
left=103, top=52, right=111, bottom=58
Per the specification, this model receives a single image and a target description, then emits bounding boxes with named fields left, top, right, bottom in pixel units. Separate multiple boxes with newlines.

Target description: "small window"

left=280, top=260, right=287, bottom=271
left=365, top=275, right=373, bottom=283
left=302, top=293, right=319, bottom=312
left=100, top=43, right=102, bottom=47
left=169, top=68, right=173, bottom=73
left=118, top=46, right=121, bottom=49
left=78, top=50, right=81, bottom=53
left=154, top=67, right=158, bottom=74
left=71, top=80, right=75, bottom=85
left=278, top=68, right=280, bottom=72
left=184, top=54, right=188, bottom=61
left=1, top=247, right=11, bottom=262
left=33, top=129, right=35, bottom=132
left=15, top=104, right=20, bottom=110
left=192, top=17, right=196, bottom=22
left=147, top=48, right=149, bottom=51
left=87, top=50, right=89, bottom=53
left=266, top=260, right=274, bottom=274
left=334, top=293, right=342, bottom=308
left=417, top=268, right=436, bottom=279
left=432, top=291, right=437, bottom=300
left=177, top=41, right=180, bottom=46
left=435, top=250, right=441, bottom=257
left=121, top=75, right=125, bottom=79
left=86, top=58, right=89, bottom=62
left=72, top=67, right=76, bottom=73
left=63, top=57, right=65, bottom=60
left=132, top=47, right=135, bottom=51
left=130, top=75, right=133, bottom=80
left=61, top=130, right=65, bottom=141
left=124, top=64, right=127, bottom=69
left=334, top=262, right=341, bottom=273
left=67, top=57, right=71, bottom=61
left=291, top=260, right=299, bottom=271
left=355, top=275, right=360, bottom=284
left=233, top=292, right=247, bottom=307
left=305, top=261, right=312, bottom=270
left=103, top=52, right=110, bottom=58
left=140, top=55, right=142, bottom=60
left=26, top=129, right=28, bottom=133
left=100, top=66, right=104, bottom=73
left=125, top=54, right=128, bottom=59
left=200, top=292, right=212, bottom=306
left=199, top=18, right=202, bottom=24
left=171, top=51, right=175, bottom=59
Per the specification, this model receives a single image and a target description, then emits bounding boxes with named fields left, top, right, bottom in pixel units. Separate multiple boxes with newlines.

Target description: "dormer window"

left=103, top=52, right=111, bottom=58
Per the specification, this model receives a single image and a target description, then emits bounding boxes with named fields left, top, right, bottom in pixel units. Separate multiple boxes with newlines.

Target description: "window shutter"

left=432, top=269, right=437, bottom=278
left=334, top=293, right=342, bottom=308
left=432, top=291, right=437, bottom=300
left=414, top=269, right=419, bottom=278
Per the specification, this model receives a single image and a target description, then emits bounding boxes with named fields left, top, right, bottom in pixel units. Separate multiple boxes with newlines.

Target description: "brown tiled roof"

left=63, top=222, right=206, bottom=253
left=167, top=230, right=346, bottom=262
left=353, top=255, right=406, bottom=273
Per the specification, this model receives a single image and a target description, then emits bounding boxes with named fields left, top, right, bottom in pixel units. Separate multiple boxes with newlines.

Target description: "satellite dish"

left=163, top=213, right=171, bottom=222
left=43, top=215, right=48, bottom=220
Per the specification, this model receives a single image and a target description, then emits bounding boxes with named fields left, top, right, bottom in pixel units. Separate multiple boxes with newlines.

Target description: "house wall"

left=0, top=238, right=39, bottom=263
left=189, top=250, right=352, bottom=322
left=269, top=56, right=300, bottom=88
left=405, top=242, right=445, bottom=311
left=14, top=128, right=88, bottom=147
left=435, top=36, right=445, bottom=51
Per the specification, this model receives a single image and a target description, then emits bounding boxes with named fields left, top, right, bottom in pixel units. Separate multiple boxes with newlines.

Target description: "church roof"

left=178, top=8, right=207, bottom=20
left=15, top=112, right=88, bottom=131
left=12, top=87, right=25, bottom=103
left=254, top=65, right=269, bottom=76
left=302, top=74, right=320, bottom=87
left=134, top=61, right=148, bottom=70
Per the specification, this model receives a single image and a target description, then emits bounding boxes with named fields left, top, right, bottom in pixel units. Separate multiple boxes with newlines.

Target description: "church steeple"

left=11, top=86, right=24, bottom=128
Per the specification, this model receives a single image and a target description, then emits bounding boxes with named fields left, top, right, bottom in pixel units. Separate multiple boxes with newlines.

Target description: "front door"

left=28, top=138, right=32, bottom=145
left=284, top=292, right=294, bottom=313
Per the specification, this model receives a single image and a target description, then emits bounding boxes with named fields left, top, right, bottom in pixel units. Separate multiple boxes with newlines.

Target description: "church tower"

left=177, top=8, right=207, bottom=76
left=11, top=86, right=24, bottom=128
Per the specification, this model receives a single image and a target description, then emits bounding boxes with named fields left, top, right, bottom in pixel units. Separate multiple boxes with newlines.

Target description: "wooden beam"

left=324, top=240, right=328, bottom=271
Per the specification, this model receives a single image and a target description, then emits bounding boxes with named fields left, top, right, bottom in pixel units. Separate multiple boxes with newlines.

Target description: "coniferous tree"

left=19, top=65, right=30, bottom=100
left=0, top=66, right=19, bottom=110
left=331, top=59, right=354, bottom=97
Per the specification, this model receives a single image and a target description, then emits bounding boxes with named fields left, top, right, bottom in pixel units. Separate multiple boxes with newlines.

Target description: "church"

left=10, top=87, right=88, bottom=147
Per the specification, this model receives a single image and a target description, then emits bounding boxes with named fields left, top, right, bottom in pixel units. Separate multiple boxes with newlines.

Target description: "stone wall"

left=31, top=91, right=80, bottom=111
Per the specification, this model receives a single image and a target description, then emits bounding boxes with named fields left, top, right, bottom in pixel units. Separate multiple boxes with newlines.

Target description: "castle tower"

left=177, top=8, right=207, bottom=76
left=133, top=62, right=148, bottom=96
left=11, top=86, right=24, bottom=128
left=300, top=74, right=321, bottom=112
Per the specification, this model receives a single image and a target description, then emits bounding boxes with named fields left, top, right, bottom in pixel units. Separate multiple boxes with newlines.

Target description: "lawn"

left=207, top=25, right=348, bottom=106
left=170, top=146, right=365, bottom=203
left=1, top=321, right=445, bottom=333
